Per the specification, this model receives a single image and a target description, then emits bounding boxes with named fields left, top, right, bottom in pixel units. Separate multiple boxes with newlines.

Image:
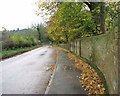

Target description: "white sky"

left=0, top=0, right=44, bottom=31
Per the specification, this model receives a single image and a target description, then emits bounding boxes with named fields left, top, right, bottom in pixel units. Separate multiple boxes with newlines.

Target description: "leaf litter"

left=56, top=46, right=105, bottom=95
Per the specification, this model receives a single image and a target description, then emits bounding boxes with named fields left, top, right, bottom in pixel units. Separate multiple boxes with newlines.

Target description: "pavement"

left=0, top=46, right=56, bottom=94
left=46, top=48, right=87, bottom=94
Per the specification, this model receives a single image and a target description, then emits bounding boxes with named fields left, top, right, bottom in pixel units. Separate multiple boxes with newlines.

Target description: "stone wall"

left=59, top=28, right=118, bottom=94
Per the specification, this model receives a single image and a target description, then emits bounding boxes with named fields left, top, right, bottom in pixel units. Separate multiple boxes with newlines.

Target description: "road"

left=0, top=46, right=56, bottom=94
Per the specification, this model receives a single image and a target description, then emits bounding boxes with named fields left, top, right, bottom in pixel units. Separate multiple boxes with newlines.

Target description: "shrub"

left=2, top=35, right=39, bottom=50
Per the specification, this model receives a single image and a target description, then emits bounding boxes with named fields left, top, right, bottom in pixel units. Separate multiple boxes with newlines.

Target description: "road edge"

left=44, top=47, right=58, bottom=94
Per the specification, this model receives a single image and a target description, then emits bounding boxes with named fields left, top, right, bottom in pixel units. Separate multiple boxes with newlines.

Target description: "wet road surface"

left=0, top=46, right=56, bottom=94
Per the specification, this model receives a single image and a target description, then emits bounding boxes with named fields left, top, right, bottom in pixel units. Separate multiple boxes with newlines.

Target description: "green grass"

left=1, top=45, right=42, bottom=60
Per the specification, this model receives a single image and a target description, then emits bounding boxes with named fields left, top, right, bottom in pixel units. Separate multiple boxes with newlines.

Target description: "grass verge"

left=1, top=45, right=42, bottom=60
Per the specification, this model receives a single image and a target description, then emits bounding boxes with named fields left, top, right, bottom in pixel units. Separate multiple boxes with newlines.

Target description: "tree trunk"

left=100, top=2, right=106, bottom=34
left=84, top=2, right=106, bottom=34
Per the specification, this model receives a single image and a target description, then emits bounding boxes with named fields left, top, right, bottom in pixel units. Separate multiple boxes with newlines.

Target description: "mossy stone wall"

left=80, top=31, right=118, bottom=94
left=59, top=29, right=118, bottom=94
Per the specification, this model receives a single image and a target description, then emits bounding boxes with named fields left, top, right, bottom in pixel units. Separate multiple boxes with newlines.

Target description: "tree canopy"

left=37, top=1, right=119, bottom=43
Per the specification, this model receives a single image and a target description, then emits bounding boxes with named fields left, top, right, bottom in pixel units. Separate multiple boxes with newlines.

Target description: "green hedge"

left=2, top=35, right=39, bottom=50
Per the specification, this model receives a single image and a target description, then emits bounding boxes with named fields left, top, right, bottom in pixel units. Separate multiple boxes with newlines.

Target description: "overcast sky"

left=0, top=0, right=44, bottom=31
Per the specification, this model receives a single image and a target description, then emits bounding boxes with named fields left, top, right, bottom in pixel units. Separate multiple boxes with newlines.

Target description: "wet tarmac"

left=0, top=46, right=56, bottom=94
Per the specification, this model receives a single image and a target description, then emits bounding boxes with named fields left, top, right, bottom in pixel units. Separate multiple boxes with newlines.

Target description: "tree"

left=17, top=28, right=19, bottom=31
left=105, top=2, right=119, bottom=31
left=37, top=1, right=118, bottom=43
left=2, top=27, right=11, bottom=41
left=33, top=23, right=49, bottom=43
left=84, top=2, right=105, bottom=34
left=46, top=2, right=96, bottom=43
left=2, top=27, right=7, bottom=31
left=100, top=2, right=105, bottom=34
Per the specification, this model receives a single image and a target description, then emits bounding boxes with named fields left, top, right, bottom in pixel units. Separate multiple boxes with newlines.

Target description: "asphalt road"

left=0, top=46, right=56, bottom=94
